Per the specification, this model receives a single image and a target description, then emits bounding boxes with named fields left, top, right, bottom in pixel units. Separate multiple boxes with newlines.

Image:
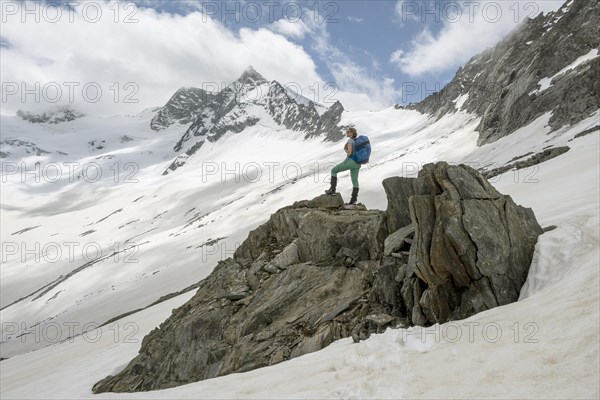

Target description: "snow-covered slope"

left=0, top=103, right=448, bottom=358
left=1, top=99, right=598, bottom=397
left=1, top=4, right=599, bottom=394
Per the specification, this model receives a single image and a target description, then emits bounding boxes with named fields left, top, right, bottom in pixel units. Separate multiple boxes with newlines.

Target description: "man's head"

left=346, top=127, right=357, bottom=139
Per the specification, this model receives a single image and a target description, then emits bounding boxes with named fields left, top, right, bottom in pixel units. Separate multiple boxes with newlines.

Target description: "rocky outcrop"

left=93, top=193, right=388, bottom=393
left=0, top=139, right=50, bottom=158
left=93, top=162, right=543, bottom=393
left=410, top=0, right=600, bottom=145
left=266, top=82, right=320, bottom=132
left=480, top=146, right=570, bottom=179
left=16, top=106, right=84, bottom=124
left=402, top=162, right=543, bottom=324
left=382, top=176, right=418, bottom=233
left=308, top=100, right=346, bottom=142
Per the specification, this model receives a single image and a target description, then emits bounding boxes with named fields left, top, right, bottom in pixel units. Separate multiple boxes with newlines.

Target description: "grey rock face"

left=320, top=101, right=345, bottom=142
left=93, top=162, right=543, bottom=393
left=150, top=88, right=213, bottom=131
left=410, top=0, right=600, bottom=145
left=0, top=139, right=50, bottom=158
left=93, top=196, right=388, bottom=393
left=384, top=224, right=414, bottom=256
left=296, top=209, right=387, bottom=263
left=16, top=106, right=84, bottom=124
left=404, top=162, right=543, bottom=323
left=382, top=177, right=418, bottom=233
left=162, top=140, right=205, bottom=175
left=292, top=193, right=345, bottom=209
left=266, top=82, right=320, bottom=132
left=481, top=146, right=570, bottom=179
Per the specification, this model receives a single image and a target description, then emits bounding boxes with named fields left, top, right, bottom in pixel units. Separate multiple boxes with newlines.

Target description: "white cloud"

left=347, top=16, right=364, bottom=23
left=268, top=18, right=310, bottom=39
left=390, top=49, right=404, bottom=65
left=391, top=0, right=565, bottom=76
left=0, top=1, right=322, bottom=116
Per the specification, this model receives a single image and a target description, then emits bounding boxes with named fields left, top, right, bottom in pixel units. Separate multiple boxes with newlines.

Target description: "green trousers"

left=331, top=158, right=361, bottom=188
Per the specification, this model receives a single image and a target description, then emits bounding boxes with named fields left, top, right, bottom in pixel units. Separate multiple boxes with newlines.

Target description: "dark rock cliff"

left=150, top=87, right=213, bottom=131
left=410, top=0, right=600, bottom=145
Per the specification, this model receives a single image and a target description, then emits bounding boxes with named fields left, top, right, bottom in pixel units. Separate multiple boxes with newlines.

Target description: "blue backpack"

left=351, top=135, right=371, bottom=164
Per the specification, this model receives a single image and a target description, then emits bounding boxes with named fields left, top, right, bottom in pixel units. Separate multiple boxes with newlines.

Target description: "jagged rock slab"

left=384, top=224, right=415, bottom=256
left=404, top=162, right=543, bottom=324
left=162, top=140, right=205, bottom=175
left=292, top=193, right=344, bottom=209
left=382, top=177, right=417, bottom=233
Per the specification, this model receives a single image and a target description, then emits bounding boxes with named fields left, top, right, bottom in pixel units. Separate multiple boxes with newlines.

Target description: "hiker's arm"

left=344, top=142, right=352, bottom=155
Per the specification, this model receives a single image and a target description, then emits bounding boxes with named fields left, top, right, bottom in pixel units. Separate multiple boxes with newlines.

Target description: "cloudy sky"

left=0, top=0, right=565, bottom=116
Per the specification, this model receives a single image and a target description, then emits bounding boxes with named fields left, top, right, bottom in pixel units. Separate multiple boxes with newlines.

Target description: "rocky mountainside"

left=410, top=0, right=599, bottom=145
left=92, top=162, right=543, bottom=393
left=155, top=66, right=345, bottom=175
left=150, top=87, right=212, bottom=131
left=16, top=106, right=85, bottom=124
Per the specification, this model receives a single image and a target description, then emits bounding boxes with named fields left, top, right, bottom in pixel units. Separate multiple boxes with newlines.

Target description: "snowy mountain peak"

left=161, top=71, right=345, bottom=174
left=235, top=65, right=268, bottom=87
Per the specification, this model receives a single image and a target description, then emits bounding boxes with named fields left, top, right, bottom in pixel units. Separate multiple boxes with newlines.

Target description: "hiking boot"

left=325, top=176, right=337, bottom=195
left=349, top=187, right=359, bottom=204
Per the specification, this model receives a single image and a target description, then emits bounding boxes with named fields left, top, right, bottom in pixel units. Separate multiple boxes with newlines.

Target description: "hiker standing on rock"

left=325, top=127, right=362, bottom=205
